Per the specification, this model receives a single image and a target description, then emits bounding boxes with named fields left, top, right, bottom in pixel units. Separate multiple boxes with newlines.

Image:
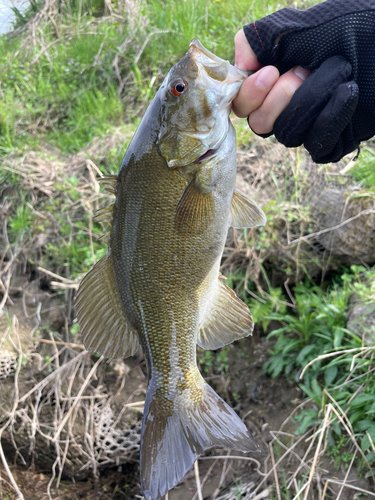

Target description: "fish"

left=76, top=39, right=266, bottom=500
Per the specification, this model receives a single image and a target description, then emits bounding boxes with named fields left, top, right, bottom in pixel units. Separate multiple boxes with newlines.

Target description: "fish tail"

left=140, top=380, right=259, bottom=500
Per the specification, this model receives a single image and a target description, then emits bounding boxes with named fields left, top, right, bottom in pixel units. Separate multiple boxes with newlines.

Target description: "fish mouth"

left=189, top=39, right=227, bottom=65
left=189, top=39, right=254, bottom=82
left=193, top=148, right=218, bottom=165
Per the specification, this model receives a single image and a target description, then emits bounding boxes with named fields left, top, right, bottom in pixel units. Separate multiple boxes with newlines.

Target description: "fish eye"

left=171, top=80, right=188, bottom=97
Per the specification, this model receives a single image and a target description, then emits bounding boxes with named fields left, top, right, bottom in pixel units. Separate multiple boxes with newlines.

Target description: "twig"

left=19, top=351, right=88, bottom=402
left=134, top=30, right=169, bottom=64
left=323, top=479, right=375, bottom=496
left=289, top=207, right=375, bottom=245
left=336, top=449, right=357, bottom=500
left=39, top=339, right=86, bottom=349
left=37, top=266, right=80, bottom=285
left=53, top=355, right=103, bottom=440
left=50, top=281, right=79, bottom=290
left=212, top=451, right=231, bottom=500
left=325, top=391, right=375, bottom=484
left=198, top=455, right=265, bottom=476
left=191, top=459, right=218, bottom=500
left=194, top=460, right=203, bottom=500
left=300, top=404, right=333, bottom=500
left=300, top=347, right=371, bottom=379
left=270, top=443, right=281, bottom=500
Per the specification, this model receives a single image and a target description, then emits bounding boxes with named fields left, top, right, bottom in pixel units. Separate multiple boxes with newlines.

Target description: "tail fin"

left=140, top=381, right=259, bottom=500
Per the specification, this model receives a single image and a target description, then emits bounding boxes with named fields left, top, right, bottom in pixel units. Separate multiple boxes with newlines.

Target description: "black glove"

left=243, top=0, right=375, bottom=164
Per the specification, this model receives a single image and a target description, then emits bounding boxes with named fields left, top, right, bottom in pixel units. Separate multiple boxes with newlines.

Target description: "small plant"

left=262, top=273, right=375, bottom=468
left=198, top=345, right=230, bottom=377
left=263, top=283, right=355, bottom=386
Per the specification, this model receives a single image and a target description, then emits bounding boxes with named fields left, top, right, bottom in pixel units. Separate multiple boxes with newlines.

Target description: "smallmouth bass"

left=76, top=39, right=266, bottom=500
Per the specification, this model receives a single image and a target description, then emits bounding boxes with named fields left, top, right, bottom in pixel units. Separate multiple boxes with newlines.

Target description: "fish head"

left=158, top=39, right=250, bottom=168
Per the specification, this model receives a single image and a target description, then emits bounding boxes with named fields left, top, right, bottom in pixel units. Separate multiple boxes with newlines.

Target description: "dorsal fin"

left=76, top=253, right=140, bottom=359
left=98, top=174, right=118, bottom=195
left=93, top=203, right=115, bottom=225
left=94, top=175, right=117, bottom=243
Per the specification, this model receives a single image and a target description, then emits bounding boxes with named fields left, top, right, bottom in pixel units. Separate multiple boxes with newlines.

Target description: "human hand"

left=232, top=29, right=310, bottom=135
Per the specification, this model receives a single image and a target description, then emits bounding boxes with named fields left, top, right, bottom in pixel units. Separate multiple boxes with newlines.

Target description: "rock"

left=347, top=302, right=375, bottom=345
left=309, top=188, right=375, bottom=265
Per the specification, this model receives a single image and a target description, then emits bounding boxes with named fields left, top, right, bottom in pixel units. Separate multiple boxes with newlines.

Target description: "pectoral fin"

left=174, top=175, right=214, bottom=235
left=76, top=253, right=139, bottom=359
left=229, top=189, right=266, bottom=228
left=198, top=279, right=253, bottom=350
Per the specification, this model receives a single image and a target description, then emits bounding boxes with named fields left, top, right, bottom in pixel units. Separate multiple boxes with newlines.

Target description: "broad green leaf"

left=351, top=395, right=375, bottom=408
left=333, top=328, right=345, bottom=348
left=355, top=421, right=375, bottom=433
left=324, top=365, right=338, bottom=386
left=296, top=344, right=316, bottom=363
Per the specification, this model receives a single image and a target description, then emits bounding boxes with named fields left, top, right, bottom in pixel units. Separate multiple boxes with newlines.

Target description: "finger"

left=232, top=66, right=280, bottom=118
left=249, top=66, right=310, bottom=135
left=305, top=82, right=359, bottom=163
left=234, top=29, right=261, bottom=71
left=273, top=56, right=352, bottom=147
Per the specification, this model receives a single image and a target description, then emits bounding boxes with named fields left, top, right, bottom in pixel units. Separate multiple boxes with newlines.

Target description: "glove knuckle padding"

left=273, top=56, right=353, bottom=148
left=305, top=82, right=359, bottom=163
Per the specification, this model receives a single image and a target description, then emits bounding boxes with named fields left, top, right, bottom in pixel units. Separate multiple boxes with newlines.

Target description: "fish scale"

left=76, top=39, right=266, bottom=500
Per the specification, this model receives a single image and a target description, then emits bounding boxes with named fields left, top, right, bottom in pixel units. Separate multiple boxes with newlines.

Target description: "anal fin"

left=229, top=189, right=266, bottom=228
left=76, top=253, right=139, bottom=359
left=198, top=279, right=253, bottom=350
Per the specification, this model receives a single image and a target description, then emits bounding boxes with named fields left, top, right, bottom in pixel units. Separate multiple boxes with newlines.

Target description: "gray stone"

left=347, top=303, right=375, bottom=346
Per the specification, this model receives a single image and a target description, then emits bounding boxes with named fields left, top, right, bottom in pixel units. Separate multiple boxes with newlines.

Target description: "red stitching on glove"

left=253, top=21, right=264, bottom=50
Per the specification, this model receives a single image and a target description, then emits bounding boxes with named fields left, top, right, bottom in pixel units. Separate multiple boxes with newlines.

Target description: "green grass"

left=0, top=0, right=320, bottom=156
left=348, top=143, right=375, bottom=190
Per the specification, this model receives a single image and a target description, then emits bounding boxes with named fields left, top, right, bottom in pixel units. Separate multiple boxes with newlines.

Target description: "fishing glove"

left=243, top=0, right=375, bottom=163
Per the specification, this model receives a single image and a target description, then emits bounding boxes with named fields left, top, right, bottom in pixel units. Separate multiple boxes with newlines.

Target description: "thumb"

left=234, top=29, right=261, bottom=71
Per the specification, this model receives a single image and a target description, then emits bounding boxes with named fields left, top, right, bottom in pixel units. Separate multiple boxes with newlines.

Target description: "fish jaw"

left=158, top=40, right=249, bottom=169
left=188, top=38, right=252, bottom=104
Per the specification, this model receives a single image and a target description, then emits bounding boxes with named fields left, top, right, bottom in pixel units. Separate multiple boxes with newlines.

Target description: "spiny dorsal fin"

left=174, top=176, right=214, bottom=235
left=98, top=174, right=118, bottom=195
left=94, top=177, right=116, bottom=243
left=76, top=253, right=140, bottom=359
left=97, top=233, right=110, bottom=243
left=198, top=279, right=253, bottom=350
left=229, top=189, right=266, bottom=228
left=93, top=203, right=115, bottom=225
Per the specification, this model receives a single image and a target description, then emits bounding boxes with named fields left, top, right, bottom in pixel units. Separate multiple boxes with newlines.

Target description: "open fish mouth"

left=193, top=148, right=218, bottom=165
left=189, top=38, right=254, bottom=81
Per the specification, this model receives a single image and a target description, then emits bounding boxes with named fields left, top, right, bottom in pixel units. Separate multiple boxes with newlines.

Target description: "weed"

left=263, top=282, right=354, bottom=385
left=198, top=345, right=230, bottom=377
left=262, top=271, right=375, bottom=467
left=247, top=287, right=287, bottom=332
left=327, top=436, right=358, bottom=469
left=348, top=145, right=375, bottom=190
